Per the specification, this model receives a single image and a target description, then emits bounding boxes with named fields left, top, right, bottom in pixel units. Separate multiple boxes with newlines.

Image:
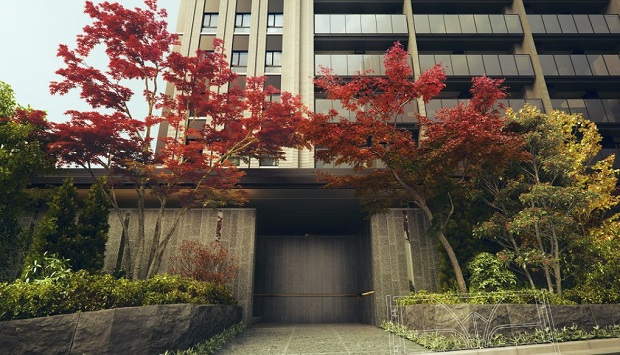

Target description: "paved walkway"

left=216, top=323, right=427, bottom=355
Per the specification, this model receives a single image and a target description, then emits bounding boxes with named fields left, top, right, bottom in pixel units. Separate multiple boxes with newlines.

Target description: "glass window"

left=590, top=15, right=609, bottom=33
left=376, top=15, right=393, bottom=33
left=551, top=99, right=569, bottom=111
left=347, top=55, right=364, bottom=75
left=428, top=15, right=446, bottom=34
left=235, top=13, right=251, bottom=33
left=392, top=15, right=408, bottom=33
left=603, top=55, right=620, bottom=75
left=587, top=55, right=609, bottom=75
left=330, top=15, right=346, bottom=33
left=515, top=55, right=534, bottom=76
left=361, top=15, right=377, bottom=33
left=425, top=100, right=442, bottom=121
left=573, top=15, right=593, bottom=34
left=558, top=15, right=577, bottom=34
left=435, top=54, right=453, bottom=75
left=498, top=55, right=518, bottom=76
left=567, top=99, right=588, bottom=118
left=315, top=15, right=330, bottom=34
left=489, top=15, right=508, bottom=34
left=505, top=15, right=523, bottom=34
left=542, top=15, right=562, bottom=33
left=315, top=99, right=332, bottom=114
left=467, top=55, right=485, bottom=76
left=459, top=15, right=476, bottom=33
left=508, top=99, right=526, bottom=111
left=528, top=15, right=545, bottom=34
left=483, top=55, right=502, bottom=76
left=345, top=15, right=361, bottom=33
left=451, top=55, right=469, bottom=75
left=584, top=100, right=607, bottom=123
left=539, top=55, right=559, bottom=76
left=418, top=55, right=437, bottom=72
left=331, top=55, right=348, bottom=75
left=202, top=13, right=219, bottom=33
left=555, top=55, right=575, bottom=76
left=315, top=55, right=331, bottom=75
left=259, top=156, right=278, bottom=167
left=474, top=15, right=492, bottom=34
left=231, top=51, right=248, bottom=73
left=606, top=15, right=620, bottom=33
left=525, top=99, right=544, bottom=111
left=265, top=51, right=282, bottom=73
left=414, top=15, right=430, bottom=33
left=267, top=13, right=283, bottom=33
left=570, top=55, right=592, bottom=76
left=445, top=15, right=461, bottom=33
left=363, top=55, right=381, bottom=74
left=603, top=99, right=620, bottom=123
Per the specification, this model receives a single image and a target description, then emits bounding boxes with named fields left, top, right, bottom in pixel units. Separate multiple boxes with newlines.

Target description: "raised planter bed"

left=0, top=304, right=241, bottom=354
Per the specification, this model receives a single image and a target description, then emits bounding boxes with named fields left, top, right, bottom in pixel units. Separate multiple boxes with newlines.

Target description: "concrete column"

left=370, top=210, right=413, bottom=324
left=509, top=0, right=553, bottom=111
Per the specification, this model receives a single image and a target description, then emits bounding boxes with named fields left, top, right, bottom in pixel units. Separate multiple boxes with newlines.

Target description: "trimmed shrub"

left=0, top=271, right=236, bottom=321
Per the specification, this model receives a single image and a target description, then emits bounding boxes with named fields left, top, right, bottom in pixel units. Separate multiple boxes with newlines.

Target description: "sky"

left=0, top=0, right=180, bottom=122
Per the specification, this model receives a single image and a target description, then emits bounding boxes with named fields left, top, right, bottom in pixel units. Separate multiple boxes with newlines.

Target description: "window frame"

left=202, top=13, right=219, bottom=33
left=235, top=13, right=251, bottom=33
left=267, top=13, right=283, bottom=33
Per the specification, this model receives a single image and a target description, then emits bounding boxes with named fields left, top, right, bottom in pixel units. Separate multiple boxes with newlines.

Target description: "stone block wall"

left=402, top=304, right=620, bottom=337
left=0, top=304, right=241, bottom=354
left=105, top=208, right=256, bottom=323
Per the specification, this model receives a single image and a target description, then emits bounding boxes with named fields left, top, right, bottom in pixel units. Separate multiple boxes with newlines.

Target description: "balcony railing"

left=528, top=14, right=620, bottom=34
left=315, top=14, right=408, bottom=35
left=539, top=55, right=620, bottom=76
left=314, top=54, right=413, bottom=76
left=315, top=99, right=419, bottom=124
left=419, top=54, right=535, bottom=77
left=414, top=14, right=523, bottom=34
left=425, top=98, right=544, bottom=121
left=551, top=99, right=620, bottom=124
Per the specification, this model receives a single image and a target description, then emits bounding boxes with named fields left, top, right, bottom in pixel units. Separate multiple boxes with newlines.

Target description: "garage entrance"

left=253, top=235, right=367, bottom=323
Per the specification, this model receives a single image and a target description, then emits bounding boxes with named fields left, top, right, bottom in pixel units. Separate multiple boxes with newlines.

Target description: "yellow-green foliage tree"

left=476, top=105, right=619, bottom=297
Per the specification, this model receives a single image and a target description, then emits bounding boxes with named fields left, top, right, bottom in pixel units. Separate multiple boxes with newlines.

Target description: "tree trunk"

left=132, top=187, right=147, bottom=279
left=145, top=207, right=188, bottom=278
left=437, top=230, right=468, bottom=294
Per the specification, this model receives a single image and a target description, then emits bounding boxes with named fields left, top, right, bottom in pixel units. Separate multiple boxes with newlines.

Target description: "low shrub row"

left=0, top=271, right=236, bottom=321
left=397, top=290, right=574, bottom=306
left=381, top=321, right=620, bottom=352
left=164, top=322, right=246, bottom=355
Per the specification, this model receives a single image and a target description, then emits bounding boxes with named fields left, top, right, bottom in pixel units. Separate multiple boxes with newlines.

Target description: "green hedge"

left=397, top=290, right=575, bottom=305
left=0, top=271, right=236, bottom=321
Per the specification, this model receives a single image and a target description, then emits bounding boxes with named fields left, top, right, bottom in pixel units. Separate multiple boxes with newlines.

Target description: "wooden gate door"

left=253, top=235, right=362, bottom=323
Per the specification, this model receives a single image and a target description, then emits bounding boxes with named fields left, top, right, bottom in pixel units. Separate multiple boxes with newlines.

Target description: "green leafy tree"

left=74, top=177, right=110, bottom=273
left=23, top=178, right=79, bottom=273
left=476, top=106, right=619, bottom=297
left=0, top=81, right=54, bottom=281
left=467, top=252, right=517, bottom=292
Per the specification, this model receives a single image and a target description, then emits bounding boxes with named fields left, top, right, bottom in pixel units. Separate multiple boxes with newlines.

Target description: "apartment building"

left=163, top=0, right=620, bottom=324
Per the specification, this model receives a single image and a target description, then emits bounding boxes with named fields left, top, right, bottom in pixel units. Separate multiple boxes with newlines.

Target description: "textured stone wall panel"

left=0, top=304, right=241, bottom=355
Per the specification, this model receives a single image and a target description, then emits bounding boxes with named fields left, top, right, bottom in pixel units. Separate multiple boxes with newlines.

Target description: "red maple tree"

left=304, top=43, right=525, bottom=294
left=39, top=0, right=307, bottom=279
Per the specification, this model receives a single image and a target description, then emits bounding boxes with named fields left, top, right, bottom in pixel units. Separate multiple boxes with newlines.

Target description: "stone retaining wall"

left=401, top=304, right=620, bottom=336
left=0, top=304, right=241, bottom=354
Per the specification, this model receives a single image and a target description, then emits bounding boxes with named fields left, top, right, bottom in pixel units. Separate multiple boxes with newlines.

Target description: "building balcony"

left=522, top=0, right=610, bottom=14
left=551, top=98, right=620, bottom=124
left=419, top=54, right=535, bottom=85
left=315, top=99, right=419, bottom=125
left=410, top=0, right=512, bottom=14
left=425, top=98, right=544, bottom=121
left=529, top=14, right=620, bottom=52
left=314, top=54, right=413, bottom=76
left=314, top=14, right=408, bottom=52
left=414, top=14, right=523, bottom=51
left=314, top=0, right=403, bottom=15
left=539, top=55, right=620, bottom=77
